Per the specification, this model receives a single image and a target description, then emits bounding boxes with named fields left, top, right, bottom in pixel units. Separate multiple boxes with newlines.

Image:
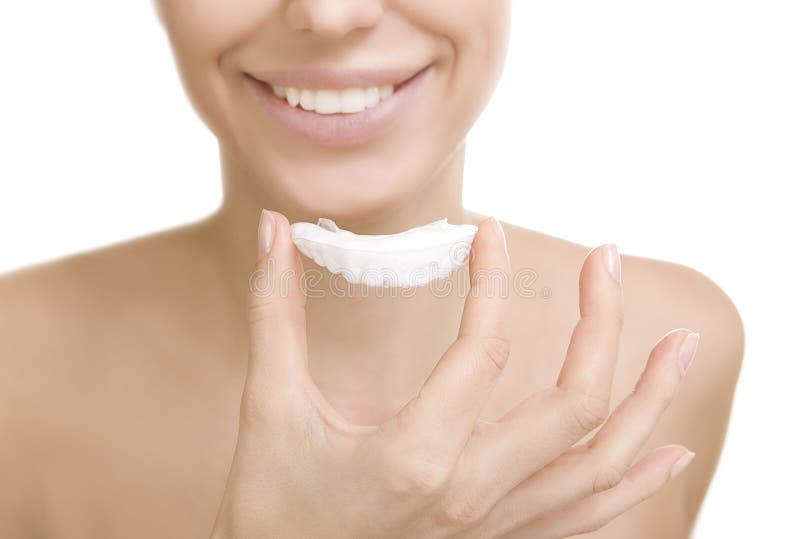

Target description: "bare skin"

left=0, top=204, right=743, bottom=538
left=0, top=1, right=744, bottom=536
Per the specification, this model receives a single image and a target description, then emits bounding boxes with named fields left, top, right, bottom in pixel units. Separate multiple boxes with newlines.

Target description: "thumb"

left=245, top=209, right=309, bottom=402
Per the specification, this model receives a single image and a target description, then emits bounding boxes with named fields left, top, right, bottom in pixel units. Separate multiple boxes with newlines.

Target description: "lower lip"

left=245, top=65, right=432, bottom=147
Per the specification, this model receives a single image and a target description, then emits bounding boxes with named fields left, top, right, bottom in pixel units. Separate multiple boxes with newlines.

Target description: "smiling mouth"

left=246, top=64, right=429, bottom=116
left=245, top=64, right=433, bottom=146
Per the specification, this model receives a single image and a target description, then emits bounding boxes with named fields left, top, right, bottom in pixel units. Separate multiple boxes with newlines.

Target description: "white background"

left=1, top=1, right=798, bottom=536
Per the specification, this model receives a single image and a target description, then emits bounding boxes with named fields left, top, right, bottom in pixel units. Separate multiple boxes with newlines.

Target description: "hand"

left=210, top=210, right=698, bottom=539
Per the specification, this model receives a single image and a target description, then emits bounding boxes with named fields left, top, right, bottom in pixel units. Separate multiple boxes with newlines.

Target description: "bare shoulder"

left=0, top=245, right=113, bottom=535
left=0, top=217, right=223, bottom=402
left=0, top=220, right=217, bottom=535
left=619, top=250, right=746, bottom=378
left=0, top=219, right=214, bottom=359
left=620, top=250, right=745, bottom=503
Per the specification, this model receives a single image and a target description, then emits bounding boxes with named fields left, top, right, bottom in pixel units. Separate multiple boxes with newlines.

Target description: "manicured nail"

left=678, top=332, right=700, bottom=375
left=669, top=450, right=696, bottom=479
left=258, top=209, right=276, bottom=258
left=604, top=244, right=622, bottom=284
left=491, top=217, right=508, bottom=256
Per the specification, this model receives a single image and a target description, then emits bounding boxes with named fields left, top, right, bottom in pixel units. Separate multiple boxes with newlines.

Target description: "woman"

left=0, top=1, right=744, bottom=537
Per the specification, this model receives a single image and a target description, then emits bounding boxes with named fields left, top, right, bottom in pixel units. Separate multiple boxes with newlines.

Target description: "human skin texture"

left=0, top=1, right=744, bottom=538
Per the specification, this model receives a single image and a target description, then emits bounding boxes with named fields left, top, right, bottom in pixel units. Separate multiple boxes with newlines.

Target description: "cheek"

left=403, top=0, right=511, bottom=123
left=161, top=1, right=278, bottom=132
left=403, top=0, right=510, bottom=55
left=161, top=0, right=276, bottom=40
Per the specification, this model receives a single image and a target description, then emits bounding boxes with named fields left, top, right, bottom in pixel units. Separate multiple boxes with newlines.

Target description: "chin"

left=252, top=176, right=410, bottom=228
left=250, top=154, right=431, bottom=227
left=301, top=199, right=402, bottom=226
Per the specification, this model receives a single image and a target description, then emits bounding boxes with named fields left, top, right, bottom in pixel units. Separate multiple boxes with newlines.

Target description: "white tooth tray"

left=290, top=218, right=478, bottom=288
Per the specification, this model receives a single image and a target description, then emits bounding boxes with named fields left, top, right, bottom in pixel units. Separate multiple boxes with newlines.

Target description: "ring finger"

left=467, top=328, right=699, bottom=537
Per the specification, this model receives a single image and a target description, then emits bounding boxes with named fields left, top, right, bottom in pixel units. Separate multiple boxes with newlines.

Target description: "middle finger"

left=455, top=244, right=624, bottom=499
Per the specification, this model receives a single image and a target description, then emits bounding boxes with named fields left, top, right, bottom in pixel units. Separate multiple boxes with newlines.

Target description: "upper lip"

left=248, top=64, right=428, bottom=90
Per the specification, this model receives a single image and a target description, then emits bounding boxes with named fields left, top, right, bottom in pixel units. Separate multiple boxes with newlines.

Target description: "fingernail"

left=669, top=450, right=696, bottom=479
left=258, top=209, right=276, bottom=258
left=678, top=332, right=700, bottom=375
left=604, top=244, right=622, bottom=284
left=490, top=217, right=508, bottom=256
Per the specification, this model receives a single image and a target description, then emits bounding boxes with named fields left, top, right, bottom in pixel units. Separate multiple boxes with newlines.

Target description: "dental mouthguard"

left=290, top=218, right=478, bottom=288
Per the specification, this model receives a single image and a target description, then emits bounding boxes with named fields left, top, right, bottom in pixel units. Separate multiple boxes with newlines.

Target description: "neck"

left=204, top=142, right=477, bottom=423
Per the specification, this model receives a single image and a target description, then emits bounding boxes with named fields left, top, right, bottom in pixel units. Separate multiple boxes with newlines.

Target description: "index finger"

left=397, top=217, right=512, bottom=458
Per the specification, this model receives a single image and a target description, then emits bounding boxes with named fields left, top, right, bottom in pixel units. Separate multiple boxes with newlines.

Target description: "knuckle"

left=652, top=380, right=677, bottom=411
left=437, top=493, right=490, bottom=529
left=617, top=465, right=666, bottom=503
left=573, top=506, right=614, bottom=535
left=248, top=266, right=277, bottom=310
left=247, top=300, right=274, bottom=327
left=568, top=392, right=610, bottom=437
left=610, top=303, right=625, bottom=328
left=384, top=452, right=452, bottom=497
left=476, top=335, right=512, bottom=371
left=634, top=373, right=675, bottom=413
left=592, top=461, right=630, bottom=493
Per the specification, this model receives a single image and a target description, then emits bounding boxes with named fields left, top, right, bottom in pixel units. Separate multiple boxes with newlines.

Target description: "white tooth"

left=283, top=85, right=389, bottom=114
left=299, top=89, right=316, bottom=111
left=379, top=84, right=394, bottom=100
left=314, top=90, right=341, bottom=114
left=365, top=87, right=380, bottom=108
left=340, top=88, right=367, bottom=113
left=286, top=87, right=300, bottom=107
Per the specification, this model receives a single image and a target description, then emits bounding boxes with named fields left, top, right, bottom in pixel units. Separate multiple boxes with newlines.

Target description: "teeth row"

left=271, top=84, right=395, bottom=114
